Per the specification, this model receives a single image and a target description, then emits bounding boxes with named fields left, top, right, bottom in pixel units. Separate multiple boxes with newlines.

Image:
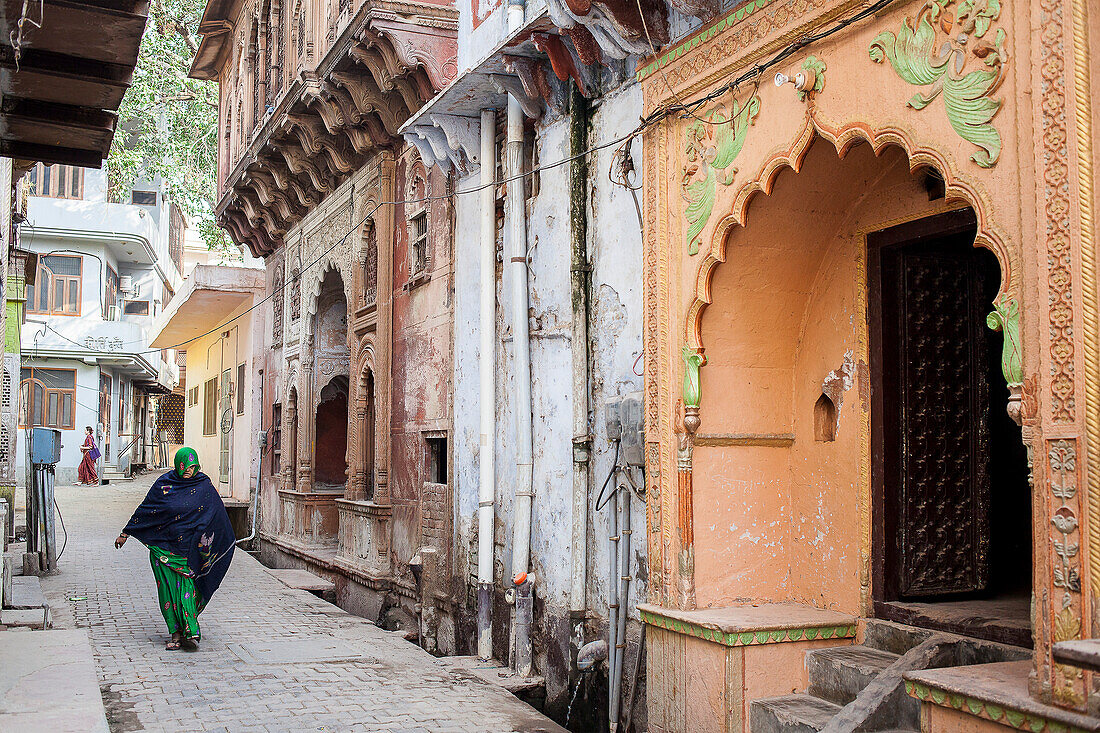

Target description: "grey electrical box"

left=605, top=400, right=623, bottom=441
left=30, top=428, right=61, bottom=465
left=605, top=392, right=645, bottom=467
left=619, top=392, right=645, bottom=467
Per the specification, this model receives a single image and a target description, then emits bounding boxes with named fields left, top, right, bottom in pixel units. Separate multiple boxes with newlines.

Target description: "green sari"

left=149, top=545, right=206, bottom=640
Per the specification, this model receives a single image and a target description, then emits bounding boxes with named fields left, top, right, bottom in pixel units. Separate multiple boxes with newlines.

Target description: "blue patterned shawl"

left=123, top=470, right=235, bottom=602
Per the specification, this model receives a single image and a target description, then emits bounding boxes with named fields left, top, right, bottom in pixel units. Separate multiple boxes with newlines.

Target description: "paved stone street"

left=39, top=477, right=565, bottom=733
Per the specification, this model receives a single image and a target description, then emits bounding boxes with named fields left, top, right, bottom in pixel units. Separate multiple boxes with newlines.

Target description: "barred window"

left=363, top=220, right=377, bottom=306
left=290, top=265, right=301, bottom=321
left=272, top=264, right=284, bottom=344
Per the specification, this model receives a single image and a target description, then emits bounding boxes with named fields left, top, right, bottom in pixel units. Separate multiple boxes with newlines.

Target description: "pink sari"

left=78, top=434, right=99, bottom=484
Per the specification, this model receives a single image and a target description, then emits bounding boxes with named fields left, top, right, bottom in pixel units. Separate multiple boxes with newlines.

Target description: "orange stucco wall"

left=694, top=140, right=967, bottom=614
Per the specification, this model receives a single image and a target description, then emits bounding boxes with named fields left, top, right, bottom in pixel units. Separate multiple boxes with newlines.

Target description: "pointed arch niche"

left=683, top=136, right=1028, bottom=636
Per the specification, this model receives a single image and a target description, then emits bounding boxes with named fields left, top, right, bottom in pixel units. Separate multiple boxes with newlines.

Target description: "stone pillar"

left=298, top=335, right=315, bottom=493
left=373, top=152, right=395, bottom=505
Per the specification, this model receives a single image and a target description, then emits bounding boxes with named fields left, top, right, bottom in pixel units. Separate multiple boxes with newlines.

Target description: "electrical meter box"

left=30, top=428, right=62, bottom=465
left=605, top=392, right=645, bottom=467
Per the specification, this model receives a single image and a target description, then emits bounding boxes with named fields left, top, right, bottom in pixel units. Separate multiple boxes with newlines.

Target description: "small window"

left=203, top=378, right=218, bottom=436
left=27, top=163, right=83, bottom=200
left=426, top=435, right=447, bottom=484
left=18, top=367, right=76, bottom=429
left=122, top=300, right=150, bottom=316
left=105, top=266, right=119, bottom=316
left=26, top=255, right=82, bottom=316
left=410, top=210, right=428, bottom=276
left=236, top=363, right=246, bottom=414
left=131, top=190, right=157, bottom=206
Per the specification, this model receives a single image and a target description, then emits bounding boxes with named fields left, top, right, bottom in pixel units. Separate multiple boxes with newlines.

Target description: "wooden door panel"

left=881, top=237, right=993, bottom=598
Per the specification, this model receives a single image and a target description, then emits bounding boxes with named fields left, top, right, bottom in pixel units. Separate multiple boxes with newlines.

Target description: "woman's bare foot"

left=181, top=636, right=200, bottom=652
left=166, top=633, right=182, bottom=650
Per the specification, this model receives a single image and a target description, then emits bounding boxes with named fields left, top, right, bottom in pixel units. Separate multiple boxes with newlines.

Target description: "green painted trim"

left=682, top=345, right=705, bottom=408
left=905, top=680, right=1093, bottom=733
left=986, top=293, right=1022, bottom=387
left=639, top=607, right=857, bottom=648
left=636, top=0, right=777, bottom=81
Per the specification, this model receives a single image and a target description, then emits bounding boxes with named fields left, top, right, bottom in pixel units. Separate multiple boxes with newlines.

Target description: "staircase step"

left=1, top=607, right=50, bottom=628
left=7, top=575, right=47, bottom=610
left=863, top=619, right=934, bottom=655
left=807, top=644, right=899, bottom=706
left=750, top=694, right=840, bottom=733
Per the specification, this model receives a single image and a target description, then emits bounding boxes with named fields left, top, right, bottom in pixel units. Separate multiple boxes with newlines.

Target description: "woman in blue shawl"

left=114, top=447, right=235, bottom=650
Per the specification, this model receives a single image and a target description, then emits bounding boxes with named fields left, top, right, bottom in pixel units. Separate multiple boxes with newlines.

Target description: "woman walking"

left=77, top=426, right=99, bottom=485
left=114, top=447, right=234, bottom=650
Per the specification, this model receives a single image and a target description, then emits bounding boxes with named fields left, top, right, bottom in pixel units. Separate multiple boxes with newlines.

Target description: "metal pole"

left=42, top=465, right=56, bottom=572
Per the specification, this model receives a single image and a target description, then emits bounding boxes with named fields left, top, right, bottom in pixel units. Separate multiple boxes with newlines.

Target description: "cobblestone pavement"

left=40, top=477, right=565, bottom=733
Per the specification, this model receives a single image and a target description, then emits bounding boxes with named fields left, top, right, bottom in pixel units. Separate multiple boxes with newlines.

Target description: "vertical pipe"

left=506, top=92, right=535, bottom=675
left=515, top=577, right=534, bottom=676
left=568, top=82, right=591, bottom=617
left=607, top=479, right=619, bottom=723
left=477, top=108, right=498, bottom=661
left=506, top=94, right=533, bottom=580
left=611, top=486, right=631, bottom=731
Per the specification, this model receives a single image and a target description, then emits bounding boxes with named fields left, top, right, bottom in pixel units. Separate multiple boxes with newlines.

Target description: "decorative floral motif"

left=681, top=95, right=760, bottom=255
left=796, top=56, right=826, bottom=101
left=869, top=0, right=1007, bottom=167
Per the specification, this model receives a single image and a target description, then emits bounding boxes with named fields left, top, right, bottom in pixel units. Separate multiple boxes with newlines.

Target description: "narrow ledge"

left=906, top=661, right=1100, bottom=733
left=638, top=602, right=857, bottom=647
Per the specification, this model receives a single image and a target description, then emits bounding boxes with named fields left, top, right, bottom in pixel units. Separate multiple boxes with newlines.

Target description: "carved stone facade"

left=194, top=0, right=457, bottom=646
left=638, top=0, right=1100, bottom=729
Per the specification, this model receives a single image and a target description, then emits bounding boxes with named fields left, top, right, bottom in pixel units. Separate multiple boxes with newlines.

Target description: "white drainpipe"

left=477, top=108, right=498, bottom=661
left=505, top=0, right=535, bottom=678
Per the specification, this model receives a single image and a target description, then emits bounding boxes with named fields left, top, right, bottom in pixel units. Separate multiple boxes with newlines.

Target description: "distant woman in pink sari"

left=78, top=426, right=99, bottom=485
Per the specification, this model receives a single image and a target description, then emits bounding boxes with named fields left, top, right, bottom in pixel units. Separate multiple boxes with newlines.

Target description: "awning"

left=0, top=0, right=149, bottom=167
left=148, top=264, right=265, bottom=349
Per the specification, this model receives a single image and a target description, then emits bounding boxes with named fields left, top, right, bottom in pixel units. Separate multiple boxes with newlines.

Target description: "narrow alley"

left=36, top=477, right=564, bottom=733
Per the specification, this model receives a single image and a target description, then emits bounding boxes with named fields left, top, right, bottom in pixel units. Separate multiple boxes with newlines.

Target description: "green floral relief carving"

left=986, top=294, right=1022, bottom=387
left=682, top=346, right=705, bottom=408
left=869, top=0, right=1007, bottom=167
left=796, top=56, right=827, bottom=102
left=682, top=95, right=761, bottom=255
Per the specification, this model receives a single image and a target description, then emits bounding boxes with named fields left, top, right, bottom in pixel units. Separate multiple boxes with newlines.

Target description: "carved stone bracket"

left=489, top=74, right=543, bottom=120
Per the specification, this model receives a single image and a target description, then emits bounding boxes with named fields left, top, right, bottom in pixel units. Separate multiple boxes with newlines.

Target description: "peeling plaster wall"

left=452, top=81, right=647, bottom=708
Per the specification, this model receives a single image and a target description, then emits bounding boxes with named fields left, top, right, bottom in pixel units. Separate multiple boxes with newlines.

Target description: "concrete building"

left=148, top=263, right=266, bottom=501
left=397, top=0, right=663, bottom=724
left=17, top=165, right=181, bottom=484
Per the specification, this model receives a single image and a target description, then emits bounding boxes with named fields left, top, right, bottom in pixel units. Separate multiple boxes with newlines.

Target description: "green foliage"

left=106, top=0, right=231, bottom=254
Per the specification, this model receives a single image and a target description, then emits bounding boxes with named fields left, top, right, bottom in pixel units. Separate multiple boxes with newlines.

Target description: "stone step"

left=267, top=568, right=336, bottom=594
left=7, top=575, right=47, bottom=610
left=806, top=644, right=900, bottom=707
left=863, top=619, right=934, bottom=655
left=1, top=607, right=50, bottom=628
left=750, top=694, right=840, bottom=733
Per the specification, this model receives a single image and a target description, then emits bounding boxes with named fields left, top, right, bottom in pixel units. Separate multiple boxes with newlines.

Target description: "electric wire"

left=19, top=0, right=897, bottom=361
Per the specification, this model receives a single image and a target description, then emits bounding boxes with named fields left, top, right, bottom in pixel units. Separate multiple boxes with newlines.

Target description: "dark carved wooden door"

left=877, top=229, right=996, bottom=599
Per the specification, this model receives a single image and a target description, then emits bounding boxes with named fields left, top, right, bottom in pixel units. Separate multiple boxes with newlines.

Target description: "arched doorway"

left=286, top=385, right=298, bottom=489
left=311, top=268, right=350, bottom=494
left=693, top=138, right=1030, bottom=643
left=359, top=366, right=375, bottom=500
left=315, top=374, right=349, bottom=490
